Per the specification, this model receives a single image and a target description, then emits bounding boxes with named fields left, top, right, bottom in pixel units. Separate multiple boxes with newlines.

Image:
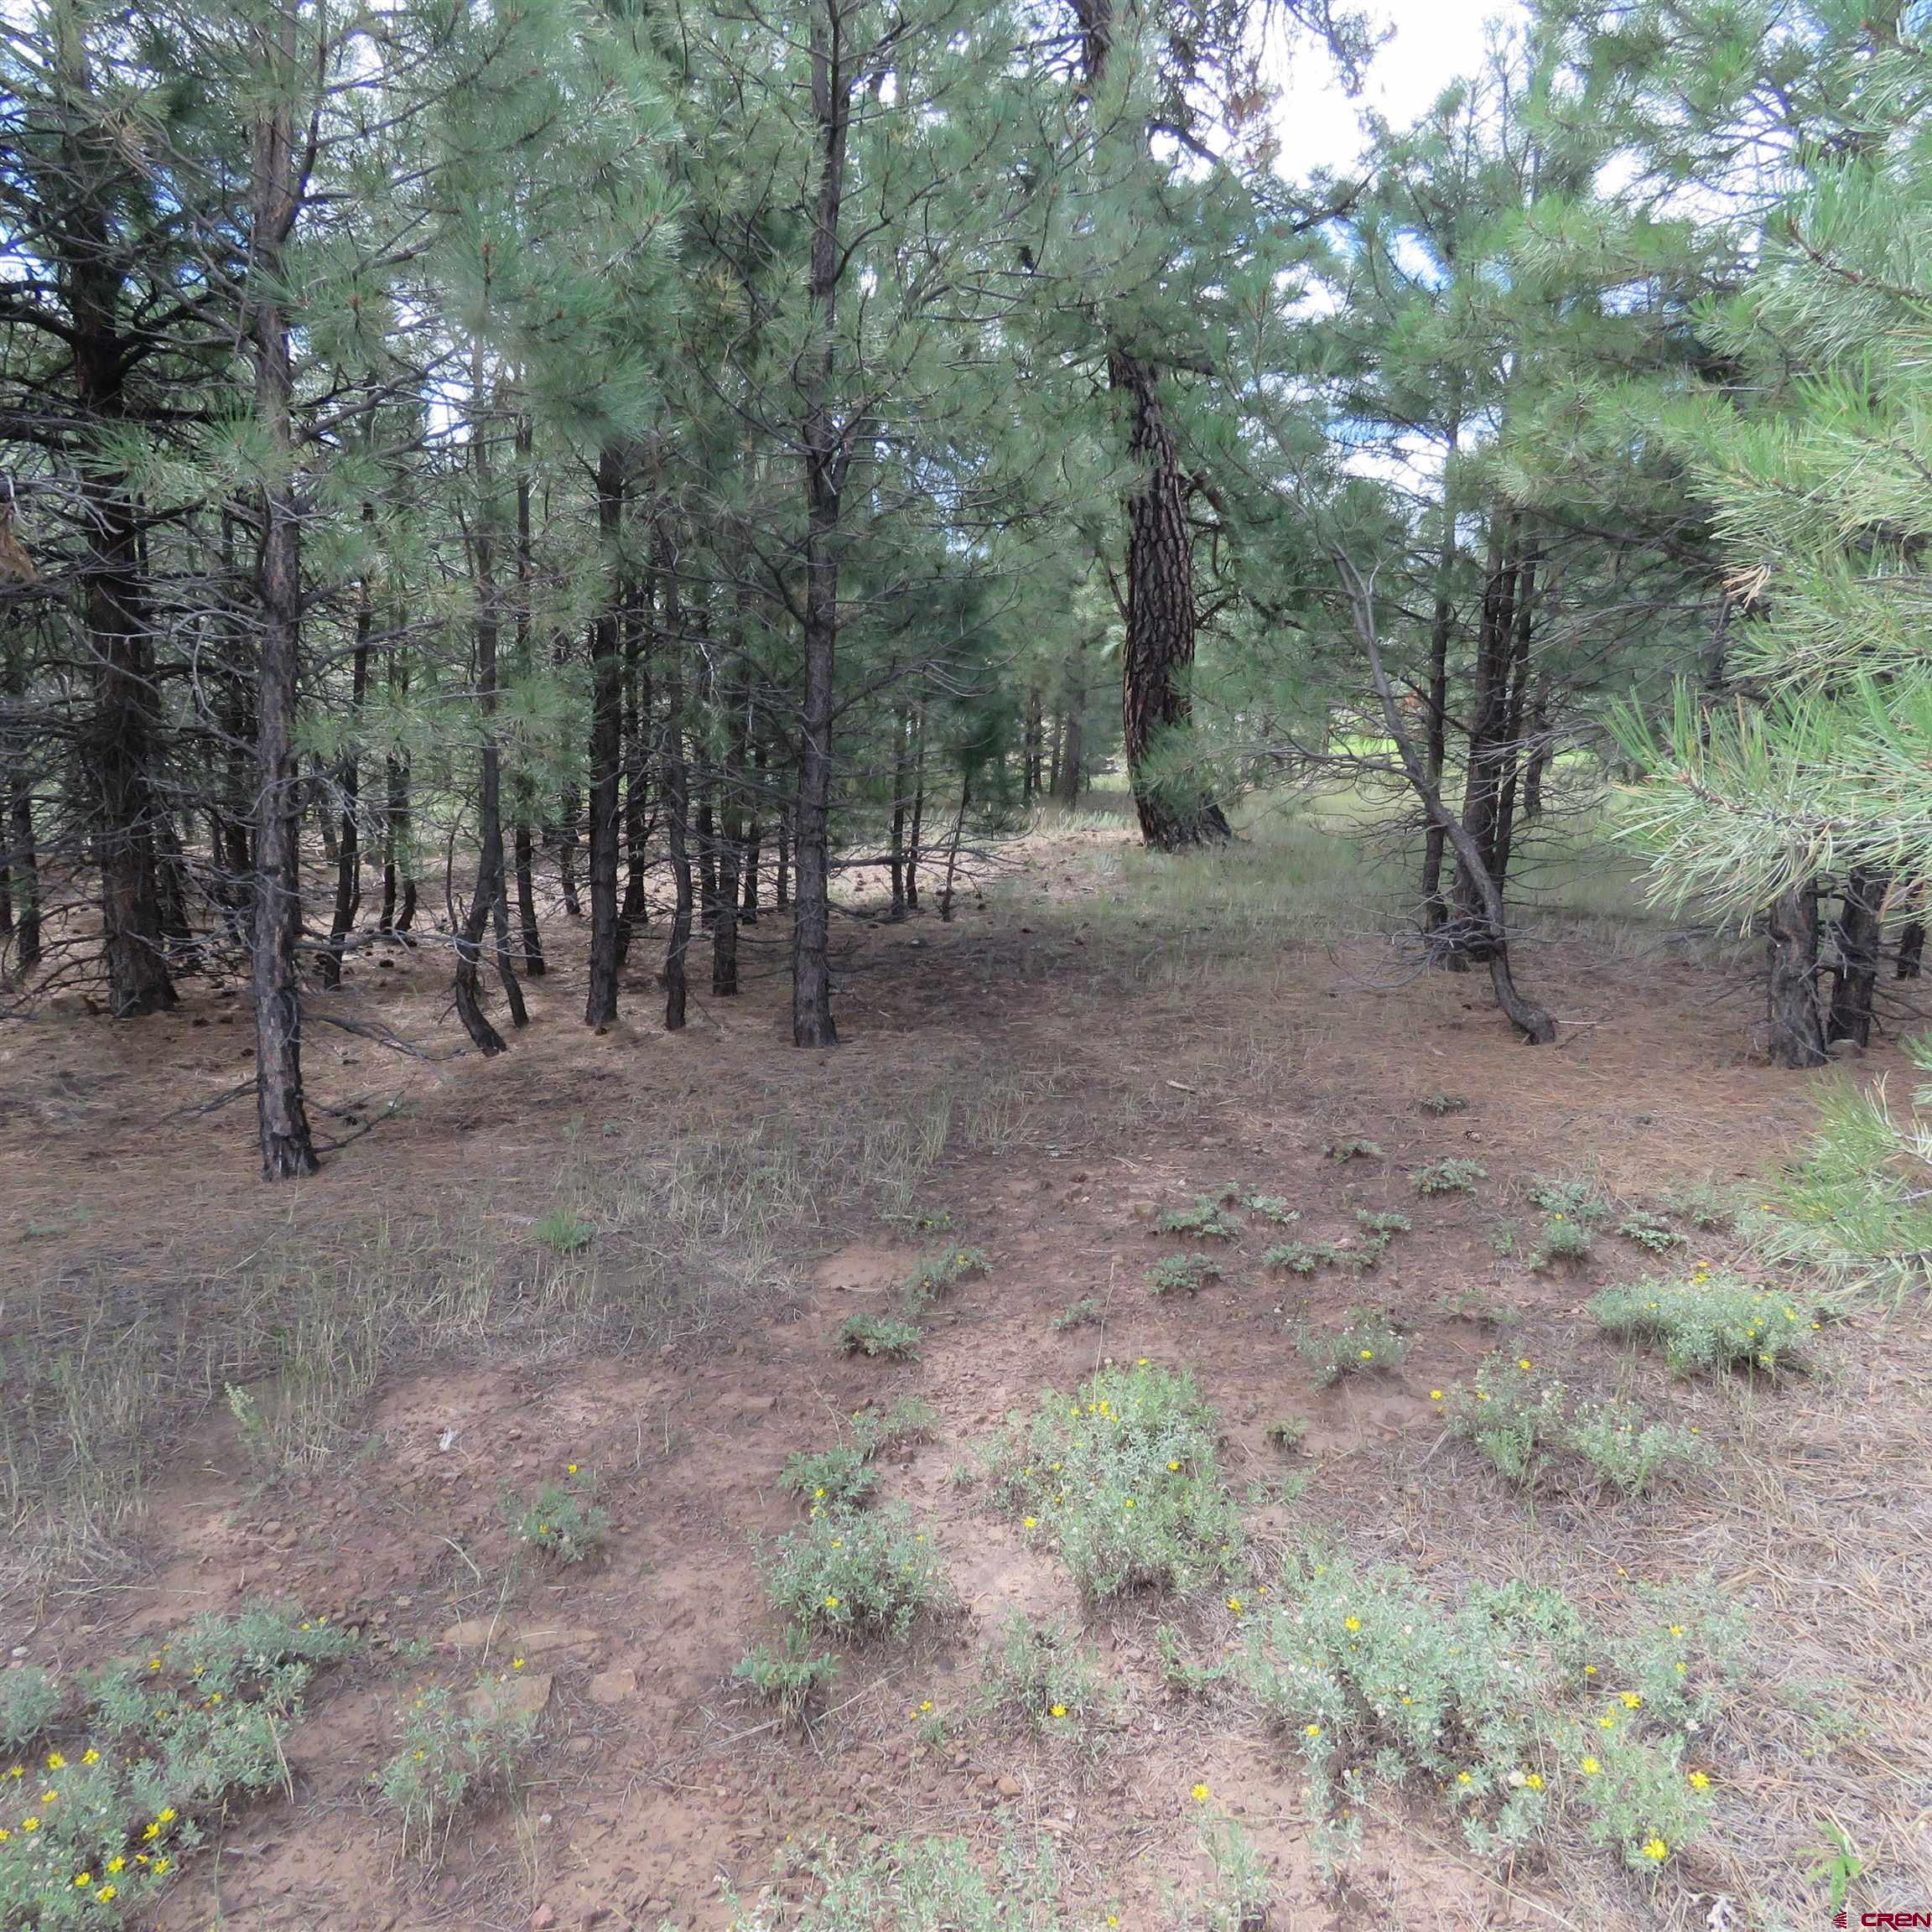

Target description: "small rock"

left=532, top=1908, right=556, bottom=1929
left=586, top=1669, right=636, bottom=1706
left=466, top=1671, right=553, bottom=1722
left=262, top=1519, right=283, bottom=1536
left=995, top=1774, right=1022, bottom=1797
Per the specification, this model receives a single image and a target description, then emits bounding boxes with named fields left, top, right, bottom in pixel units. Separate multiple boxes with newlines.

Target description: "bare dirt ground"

left=3, top=816, right=1929, bottom=1932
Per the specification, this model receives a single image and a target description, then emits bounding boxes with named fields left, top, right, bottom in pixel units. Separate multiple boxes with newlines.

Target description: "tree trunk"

left=695, top=793, right=719, bottom=930
left=319, top=551, right=371, bottom=990
left=1112, top=350, right=1230, bottom=851
left=1054, top=640, right=1084, bottom=805
left=776, top=805, right=790, bottom=911
left=1419, top=475, right=1457, bottom=929
left=557, top=784, right=584, bottom=917
left=740, top=740, right=764, bottom=925
left=584, top=458, right=626, bottom=1028
left=513, top=806, right=545, bottom=974
left=1766, top=886, right=1828, bottom=1067
left=3, top=636, right=41, bottom=975
left=906, top=710, right=926, bottom=912
left=938, top=771, right=970, bottom=922
left=792, top=0, right=849, bottom=1048
left=1826, top=868, right=1886, bottom=1049
left=659, top=521, right=693, bottom=1031
left=618, top=569, right=651, bottom=960
left=247, top=68, right=318, bottom=1176
left=1896, top=918, right=1923, bottom=980
left=889, top=705, right=911, bottom=917
left=1449, top=513, right=1524, bottom=966
left=451, top=343, right=517, bottom=1055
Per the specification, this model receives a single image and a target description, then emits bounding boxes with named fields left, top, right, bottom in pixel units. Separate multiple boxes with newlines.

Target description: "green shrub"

left=531, top=1208, right=595, bottom=1254
left=727, top=1834, right=1075, bottom=1932
left=901, top=1244, right=990, bottom=1316
left=371, top=1677, right=538, bottom=1862
left=988, top=1363, right=1242, bottom=1600
left=1444, top=1358, right=1710, bottom=1497
left=1418, top=1092, right=1469, bottom=1115
left=1526, top=1178, right=1609, bottom=1223
left=1147, top=1254, right=1223, bottom=1296
left=1592, top=1271, right=1825, bottom=1373
left=977, top=1615, right=1104, bottom=1732
left=1615, top=1212, right=1683, bottom=1254
left=1324, top=1136, right=1384, bottom=1161
left=1264, top=1416, right=1310, bottom=1453
left=1, top=1604, right=356, bottom=1926
left=838, top=1312, right=922, bottom=1359
left=732, top=1625, right=841, bottom=1721
left=849, top=1396, right=938, bottom=1457
left=510, top=1467, right=607, bottom=1563
left=1411, top=1158, right=1486, bottom=1195
left=1052, top=1296, right=1104, bottom=1330
left=1157, top=1195, right=1243, bottom=1239
left=761, top=1504, right=950, bottom=1640
left=1533, top=1213, right=1595, bottom=1269
left=1241, top=1193, right=1299, bottom=1223
left=780, top=1444, right=877, bottom=1513
left=1228, top=1549, right=1720, bottom=1869
left=0, top=1667, right=60, bottom=1753
left=1292, top=1310, right=1407, bottom=1384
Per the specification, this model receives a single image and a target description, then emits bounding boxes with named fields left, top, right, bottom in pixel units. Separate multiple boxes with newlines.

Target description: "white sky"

left=1271, top=0, right=1528, bottom=178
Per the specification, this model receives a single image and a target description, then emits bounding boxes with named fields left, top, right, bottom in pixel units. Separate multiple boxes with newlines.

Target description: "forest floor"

left=3, top=803, right=1930, bottom=1932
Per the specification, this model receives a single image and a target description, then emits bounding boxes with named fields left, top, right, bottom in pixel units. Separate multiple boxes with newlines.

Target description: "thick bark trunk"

left=1826, top=867, right=1886, bottom=1048
left=1449, top=514, right=1521, bottom=964
left=1054, top=641, right=1084, bottom=805
left=1766, top=886, right=1827, bottom=1067
left=584, top=459, right=626, bottom=1028
left=1112, top=349, right=1230, bottom=851
left=247, top=75, right=318, bottom=1176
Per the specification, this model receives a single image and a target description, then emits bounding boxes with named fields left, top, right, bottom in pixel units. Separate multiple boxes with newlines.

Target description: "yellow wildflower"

left=1191, top=1782, right=1212, bottom=1803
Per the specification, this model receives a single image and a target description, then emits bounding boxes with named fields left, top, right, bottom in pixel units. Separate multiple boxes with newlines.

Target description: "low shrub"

left=761, top=1504, right=950, bottom=1641
left=1592, top=1270, right=1826, bottom=1374
left=372, top=1676, right=538, bottom=1862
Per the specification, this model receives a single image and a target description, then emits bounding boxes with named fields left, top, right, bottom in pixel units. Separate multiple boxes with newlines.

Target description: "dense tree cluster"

left=0, top=0, right=1924, bottom=1174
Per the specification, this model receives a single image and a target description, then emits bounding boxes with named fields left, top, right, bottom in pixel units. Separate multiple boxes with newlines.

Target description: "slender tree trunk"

left=938, top=771, right=970, bottom=922
left=1897, top=918, right=1923, bottom=980
left=1449, top=513, right=1522, bottom=967
left=618, top=569, right=651, bottom=960
left=906, top=702, right=926, bottom=911
left=792, top=0, right=850, bottom=1048
left=741, top=740, right=764, bottom=925
left=585, top=455, right=626, bottom=1029
left=1826, top=868, right=1887, bottom=1048
left=776, top=804, right=790, bottom=911
left=1491, top=553, right=1537, bottom=893
left=696, top=793, right=719, bottom=930
left=557, top=783, right=583, bottom=917
left=659, top=521, right=693, bottom=1031
left=3, top=636, right=40, bottom=975
left=513, top=808, right=544, bottom=974
left=509, top=434, right=545, bottom=978
left=1419, top=468, right=1458, bottom=929
left=889, top=704, right=910, bottom=917
left=319, top=549, right=371, bottom=989
left=452, top=344, right=517, bottom=1054
left=1054, top=639, right=1085, bottom=805
left=246, top=67, right=318, bottom=1176
left=1767, top=886, right=1828, bottom=1067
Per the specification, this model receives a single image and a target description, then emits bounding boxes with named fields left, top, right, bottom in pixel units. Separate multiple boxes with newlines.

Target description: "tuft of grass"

left=1052, top=1296, right=1104, bottom=1331
left=1532, top=1213, right=1596, bottom=1270
left=1291, top=1310, right=1407, bottom=1384
left=1526, top=1178, right=1609, bottom=1224
left=1147, top=1254, right=1223, bottom=1296
left=372, top=1677, right=538, bottom=1864
left=837, top=1312, right=923, bottom=1360
left=1264, top=1416, right=1310, bottom=1453
left=530, top=1208, right=596, bottom=1254
left=1418, top=1092, right=1469, bottom=1116
left=988, top=1363, right=1243, bottom=1601
left=1592, top=1271, right=1826, bottom=1374
left=725, top=1834, right=1077, bottom=1931
left=1411, top=1158, right=1487, bottom=1196
left=761, top=1504, right=951, bottom=1641
left=849, top=1395, right=938, bottom=1457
